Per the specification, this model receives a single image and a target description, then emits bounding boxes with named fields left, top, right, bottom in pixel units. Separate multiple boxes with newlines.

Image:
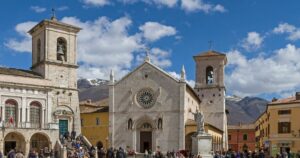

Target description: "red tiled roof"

left=269, top=96, right=300, bottom=105
left=194, top=50, right=226, bottom=57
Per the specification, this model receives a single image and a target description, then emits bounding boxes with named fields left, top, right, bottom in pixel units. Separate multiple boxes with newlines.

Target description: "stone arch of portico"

left=4, top=131, right=25, bottom=155
left=133, top=115, right=156, bottom=153
left=29, top=132, right=51, bottom=152
left=185, top=132, right=196, bottom=152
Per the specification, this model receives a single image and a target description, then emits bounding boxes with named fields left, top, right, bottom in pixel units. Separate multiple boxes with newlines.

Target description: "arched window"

left=5, top=100, right=17, bottom=127
left=243, top=134, right=248, bottom=141
left=128, top=118, right=133, bottom=130
left=57, top=37, right=67, bottom=61
left=157, top=118, right=162, bottom=129
left=30, top=102, right=41, bottom=128
left=37, top=39, right=41, bottom=62
left=206, top=66, right=214, bottom=85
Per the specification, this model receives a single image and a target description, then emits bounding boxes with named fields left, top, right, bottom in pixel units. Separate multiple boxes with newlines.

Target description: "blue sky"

left=1, top=0, right=300, bottom=100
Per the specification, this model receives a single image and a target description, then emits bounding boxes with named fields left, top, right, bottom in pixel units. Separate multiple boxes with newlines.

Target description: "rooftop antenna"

left=208, top=40, right=213, bottom=51
left=51, top=8, right=57, bottom=21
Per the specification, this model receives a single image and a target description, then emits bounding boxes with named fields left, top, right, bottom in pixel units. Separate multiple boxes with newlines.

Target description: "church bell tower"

left=28, top=15, right=81, bottom=89
left=28, top=14, right=82, bottom=134
left=193, top=50, right=228, bottom=149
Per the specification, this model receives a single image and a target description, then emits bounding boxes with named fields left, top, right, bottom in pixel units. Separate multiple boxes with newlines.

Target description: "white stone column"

left=17, top=105, right=21, bottom=128
left=26, top=107, right=30, bottom=128
left=2, top=101, right=5, bottom=124
left=108, top=80, right=115, bottom=148
left=21, top=97, right=26, bottom=123
left=47, top=91, right=52, bottom=123
left=0, top=95, right=2, bottom=123
left=25, top=139, right=30, bottom=156
left=18, top=107, right=22, bottom=127
left=41, top=108, right=45, bottom=128
left=133, top=130, right=136, bottom=151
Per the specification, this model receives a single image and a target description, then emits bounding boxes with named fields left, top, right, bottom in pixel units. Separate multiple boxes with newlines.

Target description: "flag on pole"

left=8, top=110, right=14, bottom=127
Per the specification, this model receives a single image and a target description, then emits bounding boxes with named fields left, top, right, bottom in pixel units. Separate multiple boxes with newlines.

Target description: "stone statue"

left=190, top=108, right=204, bottom=134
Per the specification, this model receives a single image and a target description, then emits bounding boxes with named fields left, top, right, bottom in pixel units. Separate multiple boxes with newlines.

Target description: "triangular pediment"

left=114, top=61, right=179, bottom=86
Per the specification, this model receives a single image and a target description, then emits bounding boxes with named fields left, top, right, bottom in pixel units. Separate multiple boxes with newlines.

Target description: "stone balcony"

left=1, top=122, right=59, bottom=130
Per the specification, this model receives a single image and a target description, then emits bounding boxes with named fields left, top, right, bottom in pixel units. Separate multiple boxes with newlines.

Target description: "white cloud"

left=81, top=0, right=110, bottom=7
left=136, top=48, right=172, bottom=68
left=119, top=0, right=225, bottom=13
left=30, top=6, right=46, bottom=13
left=120, top=0, right=178, bottom=7
left=181, top=0, right=226, bottom=13
left=57, top=6, right=69, bottom=11
left=5, top=17, right=176, bottom=80
left=151, top=0, right=178, bottom=7
left=139, top=22, right=177, bottom=41
left=273, top=23, right=300, bottom=41
left=4, top=21, right=37, bottom=53
left=226, top=44, right=300, bottom=97
left=241, top=32, right=264, bottom=51
left=61, top=16, right=143, bottom=79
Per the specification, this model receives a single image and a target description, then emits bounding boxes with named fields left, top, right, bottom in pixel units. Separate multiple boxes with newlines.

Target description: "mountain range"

left=77, top=78, right=269, bottom=125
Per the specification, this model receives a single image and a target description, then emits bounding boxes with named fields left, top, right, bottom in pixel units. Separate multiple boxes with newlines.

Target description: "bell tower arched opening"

left=206, top=66, right=214, bottom=85
left=57, top=37, right=67, bottom=61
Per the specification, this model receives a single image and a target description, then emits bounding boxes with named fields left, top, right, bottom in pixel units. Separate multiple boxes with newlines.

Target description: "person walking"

left=16, top=151, right=25, bottom=158
left=7, top=149, right=16, bottom=158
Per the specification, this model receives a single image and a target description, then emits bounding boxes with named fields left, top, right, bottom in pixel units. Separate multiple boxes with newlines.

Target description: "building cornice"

left=31, top=60, right=79, bottom=69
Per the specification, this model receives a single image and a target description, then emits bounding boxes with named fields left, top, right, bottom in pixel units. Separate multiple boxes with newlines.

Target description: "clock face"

left=137, top=88, right=156, bottom=109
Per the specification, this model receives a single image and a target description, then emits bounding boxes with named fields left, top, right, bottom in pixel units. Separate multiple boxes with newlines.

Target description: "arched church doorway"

left=30, top=133, right=50, bottom=152
left=4, top=132, right=25, bottom=155
left=185, top=132, right=196, bottom=152
left=53, top=106, right=74, bottom=136
left=139, top=123, right=153, bottom=153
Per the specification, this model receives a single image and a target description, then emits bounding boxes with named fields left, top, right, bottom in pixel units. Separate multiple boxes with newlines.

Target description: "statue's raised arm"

left=189, top=108, right=205, bottom=134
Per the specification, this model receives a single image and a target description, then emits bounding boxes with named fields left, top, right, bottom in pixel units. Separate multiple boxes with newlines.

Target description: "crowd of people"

left=5, top=147, right=54, bottom=158
left=3, top=140, right=300, bottom=158
left=96, top=148, right=300, bottom=158
left=60, top=131, right=97, bottom=158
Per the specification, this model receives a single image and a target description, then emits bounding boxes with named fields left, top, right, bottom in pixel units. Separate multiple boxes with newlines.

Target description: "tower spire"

left=208, top=40, right=213, bottom=51
left=110, top=69, right=115, bottom=83
left=180, top=65, right=186, bottom=82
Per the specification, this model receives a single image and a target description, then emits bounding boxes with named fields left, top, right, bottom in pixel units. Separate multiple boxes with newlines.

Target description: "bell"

left=57, top=45, right=64, bottom=55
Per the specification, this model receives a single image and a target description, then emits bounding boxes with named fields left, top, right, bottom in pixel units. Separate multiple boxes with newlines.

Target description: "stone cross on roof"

left=51, top=8, right=57, bottom=21
left=144, top=47, right=151, bottom=62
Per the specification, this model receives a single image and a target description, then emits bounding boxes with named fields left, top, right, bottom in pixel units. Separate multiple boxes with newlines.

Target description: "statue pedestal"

left=192, top=133, right=213, bottom=158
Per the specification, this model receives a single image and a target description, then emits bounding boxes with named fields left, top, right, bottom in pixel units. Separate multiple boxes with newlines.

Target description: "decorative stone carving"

left=136, top=88, right=157, bottom=109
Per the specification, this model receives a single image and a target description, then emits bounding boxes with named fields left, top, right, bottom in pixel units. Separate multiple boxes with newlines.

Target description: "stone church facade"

left=109, top=52, right=227, bottom=152
left=0, top=17, right=81, bottom=155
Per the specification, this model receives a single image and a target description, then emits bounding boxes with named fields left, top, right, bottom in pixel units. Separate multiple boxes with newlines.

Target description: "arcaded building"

left=0, top=16, right=81, bottom=155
